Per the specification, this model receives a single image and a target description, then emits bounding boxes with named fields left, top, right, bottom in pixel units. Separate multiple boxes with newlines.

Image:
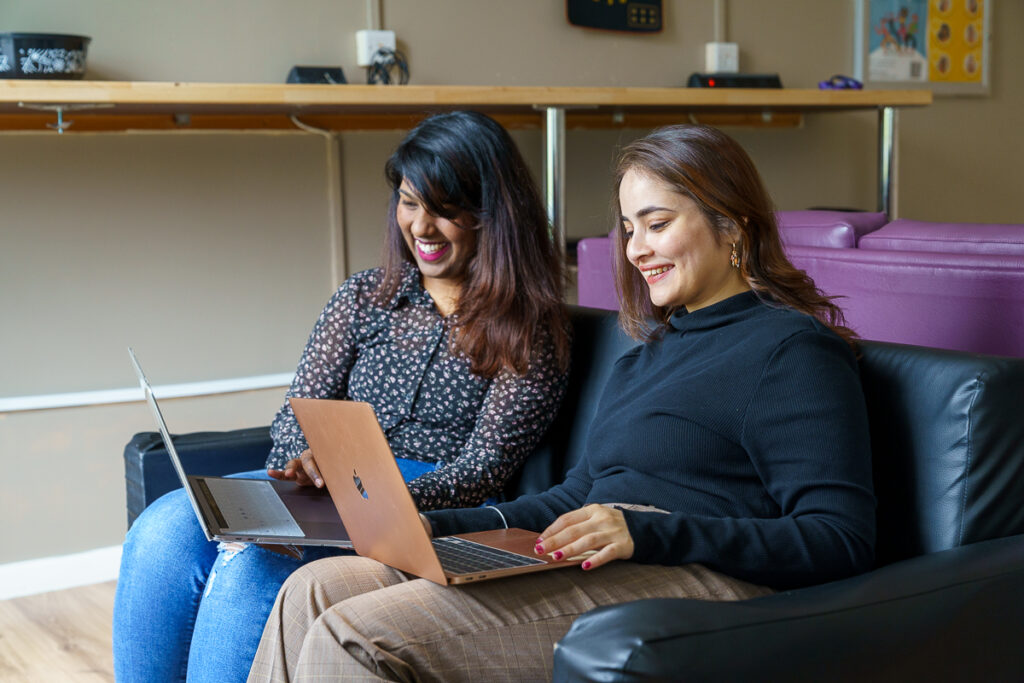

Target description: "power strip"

left=687, top=73, right=783, bottom=88
left=356, top=30, right=396, bottom=67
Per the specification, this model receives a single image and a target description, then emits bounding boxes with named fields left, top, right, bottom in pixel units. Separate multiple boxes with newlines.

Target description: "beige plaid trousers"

left=247, top=555, right=773, bottom=682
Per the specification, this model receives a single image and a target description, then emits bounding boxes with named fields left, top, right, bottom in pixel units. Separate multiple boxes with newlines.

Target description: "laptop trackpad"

left=203, top=478, right=305, bottom=537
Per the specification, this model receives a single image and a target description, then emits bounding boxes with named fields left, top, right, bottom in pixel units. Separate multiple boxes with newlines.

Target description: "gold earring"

left=730, top=243, right=740, bottom=269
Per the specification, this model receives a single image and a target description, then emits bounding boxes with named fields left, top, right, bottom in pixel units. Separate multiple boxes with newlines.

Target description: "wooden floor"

left=0, top=581, right=116, bottom=682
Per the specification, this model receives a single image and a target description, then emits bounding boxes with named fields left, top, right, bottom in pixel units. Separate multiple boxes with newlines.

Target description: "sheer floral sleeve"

left=264, top=266, right=570, bottom=513
left=406, top=327, right=570, bottom=510
left=265, top=277, right=363, bottom=469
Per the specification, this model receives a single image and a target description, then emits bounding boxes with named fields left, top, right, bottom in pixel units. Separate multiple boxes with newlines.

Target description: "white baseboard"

left=0, top=545, right=122, bottom=600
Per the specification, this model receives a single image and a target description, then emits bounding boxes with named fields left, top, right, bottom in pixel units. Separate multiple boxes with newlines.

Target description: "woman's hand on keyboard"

left=535, top=504, right=634, bottom=571
left=267, top=449, right=325, bottom=488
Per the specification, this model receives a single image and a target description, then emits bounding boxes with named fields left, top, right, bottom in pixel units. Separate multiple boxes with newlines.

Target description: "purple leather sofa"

left=859, top=218, right=1024, bottom=256
left=576, top=212, right=1024, bottom=357
left=776, top=210, right=888, bottom=248
left=576, top=210, right=888, bottom=312
left=575, top=236, right=619, bottom=311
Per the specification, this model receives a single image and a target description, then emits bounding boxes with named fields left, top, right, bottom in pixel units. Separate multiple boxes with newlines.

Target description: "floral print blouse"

left=268, top=265, right=569, bottom=510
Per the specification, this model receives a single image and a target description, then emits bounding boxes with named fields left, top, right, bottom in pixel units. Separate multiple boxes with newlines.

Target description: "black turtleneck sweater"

left=427, top=291, right=876, bottom=589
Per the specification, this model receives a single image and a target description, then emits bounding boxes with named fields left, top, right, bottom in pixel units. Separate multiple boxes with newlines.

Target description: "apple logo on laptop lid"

left=353, top=470, right=369, bottom=499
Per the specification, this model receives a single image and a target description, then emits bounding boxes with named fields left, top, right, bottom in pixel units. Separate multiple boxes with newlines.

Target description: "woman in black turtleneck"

left=248, top=125, right=876, bottom=683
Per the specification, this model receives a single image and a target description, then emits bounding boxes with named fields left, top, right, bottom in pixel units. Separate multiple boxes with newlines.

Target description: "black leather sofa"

left=124, top=306, right=1024, bottom=680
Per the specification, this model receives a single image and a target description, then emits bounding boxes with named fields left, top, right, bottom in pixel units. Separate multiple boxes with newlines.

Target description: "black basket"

left=0, top=32, right=91, bottom=79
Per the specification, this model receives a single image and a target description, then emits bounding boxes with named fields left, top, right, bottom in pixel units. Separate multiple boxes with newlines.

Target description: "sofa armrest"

left=553, top=534, right=1024, bottom=682
left=123, top=426, right=272, bottom=529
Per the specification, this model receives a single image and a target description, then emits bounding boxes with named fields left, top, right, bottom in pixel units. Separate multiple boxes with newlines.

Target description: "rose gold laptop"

left=289, top=397, right=584, bottom=585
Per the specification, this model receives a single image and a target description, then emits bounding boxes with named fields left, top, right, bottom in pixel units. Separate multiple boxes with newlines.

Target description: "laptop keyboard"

left=431, top=536, right=545, bottom=575
left=200, top=478, right=304, bottom=537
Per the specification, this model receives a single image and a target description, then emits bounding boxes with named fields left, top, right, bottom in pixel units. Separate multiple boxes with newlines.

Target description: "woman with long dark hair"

left=612, top=125, right=854, bottom=344
left=113, top=111, right=570, bottom=682
left=248, top=124, right=875, bottom=682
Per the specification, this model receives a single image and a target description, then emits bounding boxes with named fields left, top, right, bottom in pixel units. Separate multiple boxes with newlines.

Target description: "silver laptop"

left=129, top=348, right=351, bottom=548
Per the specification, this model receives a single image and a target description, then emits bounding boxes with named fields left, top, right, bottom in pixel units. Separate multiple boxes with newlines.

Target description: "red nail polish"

left=535, top=544, right=544, bottom=554
left=582, top=561, right=591, bottom=570
left=553, top=550, right=564, bottom=560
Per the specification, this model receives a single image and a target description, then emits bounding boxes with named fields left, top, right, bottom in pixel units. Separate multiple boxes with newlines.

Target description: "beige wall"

left=0, top=390, right=284, bottom=561
left=1, top=0, right=1021, bottom=565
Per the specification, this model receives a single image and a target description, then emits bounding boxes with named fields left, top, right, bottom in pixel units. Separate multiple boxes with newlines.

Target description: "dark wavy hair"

left=377, top=110, right=569, bottom=377
left=611, top=124, right=855, bottom=346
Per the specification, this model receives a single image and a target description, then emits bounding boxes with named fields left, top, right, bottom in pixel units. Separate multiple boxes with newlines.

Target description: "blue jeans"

left=112, top=460, right=437, bottom=683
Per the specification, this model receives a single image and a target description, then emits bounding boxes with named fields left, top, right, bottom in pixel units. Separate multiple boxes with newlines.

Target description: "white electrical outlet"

left=705, top=42, right=739, bottom=73
left=356, top=30, right=396, bottom=67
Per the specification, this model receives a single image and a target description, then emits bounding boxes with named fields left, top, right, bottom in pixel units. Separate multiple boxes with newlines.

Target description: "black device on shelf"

left=687, top=73, right=783, bottom=88
left=286, top=66, right=346, bottom=85
left=567, top=0, right=662, bottom=33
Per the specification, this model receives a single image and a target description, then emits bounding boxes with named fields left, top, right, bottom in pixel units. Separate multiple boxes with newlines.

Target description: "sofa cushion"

left=787, top=245, right=1024, bottom=357
left=858, top=342, right=1024, bottom=564
left=859, top=219, right=1024, bottom=256
left=777, top=210, right=887, bottom=249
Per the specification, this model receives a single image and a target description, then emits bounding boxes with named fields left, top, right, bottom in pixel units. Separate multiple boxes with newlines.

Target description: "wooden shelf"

left=0, top=81, right=932, bottom=133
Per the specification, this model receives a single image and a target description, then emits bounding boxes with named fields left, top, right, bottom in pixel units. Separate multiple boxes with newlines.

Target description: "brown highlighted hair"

left=378, top=111, right=569, bottom=377
left=611, top=124, right=855, bottom=346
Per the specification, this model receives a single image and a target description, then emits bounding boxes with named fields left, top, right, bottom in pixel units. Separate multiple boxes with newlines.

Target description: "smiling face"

left=619, top=169, right=749, bottom=312
left=396, top=179, right=478, bottom=295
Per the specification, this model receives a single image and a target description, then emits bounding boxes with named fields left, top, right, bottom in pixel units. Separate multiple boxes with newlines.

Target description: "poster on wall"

left=854, top=0, right=990, bottom=95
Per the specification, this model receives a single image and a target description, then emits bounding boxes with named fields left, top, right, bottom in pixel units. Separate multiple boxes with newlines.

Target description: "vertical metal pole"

left=544, top=106, right=567, bottom=254
left=878, top=106, right=898, bottom=217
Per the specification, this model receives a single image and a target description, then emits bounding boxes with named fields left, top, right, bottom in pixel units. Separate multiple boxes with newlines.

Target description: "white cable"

left=713, top=0, right=727, bottom=43
left=289, top=115, right=331, bottom=136
left=486, top=505, right=510, bottom=529
left=286, top=115, right=347, bottom=290
left=366, top=0, right=381, bottom=30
